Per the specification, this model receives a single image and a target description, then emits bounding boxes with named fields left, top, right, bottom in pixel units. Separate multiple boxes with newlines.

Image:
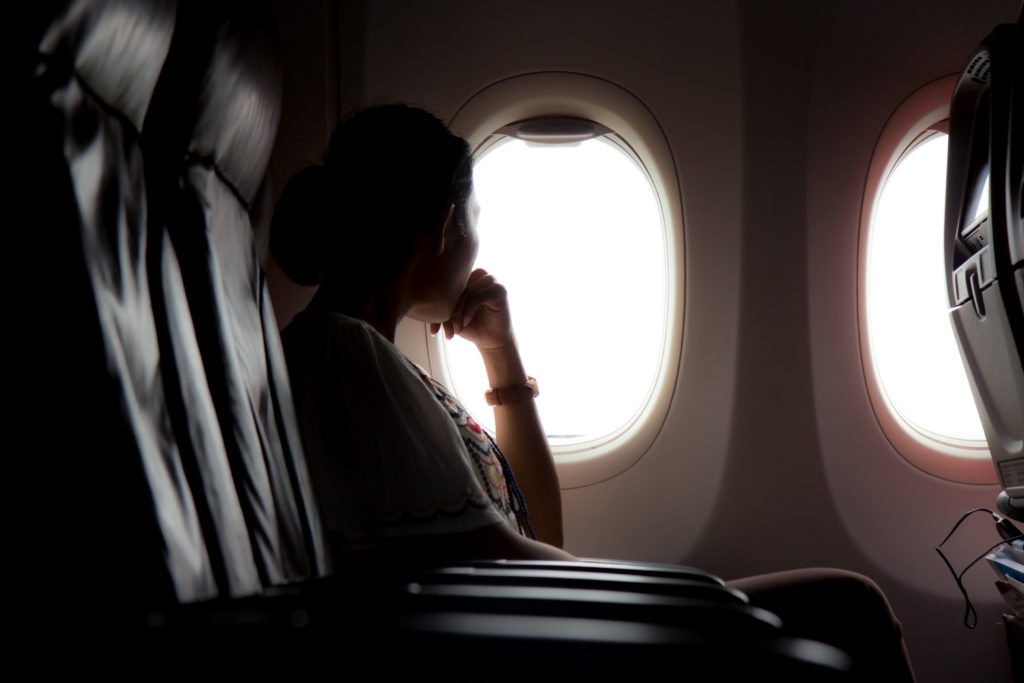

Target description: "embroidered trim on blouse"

left=373, top=495, right=496, bottom=529
left=406, top=359, right=535, bottom=539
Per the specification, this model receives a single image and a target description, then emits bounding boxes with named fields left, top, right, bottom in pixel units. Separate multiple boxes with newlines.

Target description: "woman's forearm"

left=478, top=343, right=565, bottom=548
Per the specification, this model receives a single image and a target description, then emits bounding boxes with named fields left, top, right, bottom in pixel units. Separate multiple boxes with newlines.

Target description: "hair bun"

left=270, top=164, right=336, bottom=286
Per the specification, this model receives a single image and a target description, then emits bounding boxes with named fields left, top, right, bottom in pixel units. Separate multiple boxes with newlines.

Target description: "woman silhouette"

left=274, top=104, right=571, bottom=568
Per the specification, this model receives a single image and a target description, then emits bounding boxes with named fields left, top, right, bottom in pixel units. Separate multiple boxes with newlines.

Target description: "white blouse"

left=282, top=310, right=521, bottom=547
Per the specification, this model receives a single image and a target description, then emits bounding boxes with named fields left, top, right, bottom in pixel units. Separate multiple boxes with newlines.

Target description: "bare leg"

left=727, top=568, right=915, bottom=683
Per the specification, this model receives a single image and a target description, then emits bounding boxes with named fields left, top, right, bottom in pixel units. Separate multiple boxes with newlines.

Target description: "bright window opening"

left=866, top=131, right=988, bottom=446
left=442, top=134, right=667, bottom=446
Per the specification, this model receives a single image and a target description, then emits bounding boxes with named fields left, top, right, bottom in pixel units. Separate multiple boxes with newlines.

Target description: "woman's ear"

left=431, top=204, right=456, bottom=255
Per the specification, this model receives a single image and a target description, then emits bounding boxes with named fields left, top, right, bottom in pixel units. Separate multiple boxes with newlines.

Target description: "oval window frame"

left=858, top=74, right=996, bottom=484
left=426, top=71, right=685, bottom=489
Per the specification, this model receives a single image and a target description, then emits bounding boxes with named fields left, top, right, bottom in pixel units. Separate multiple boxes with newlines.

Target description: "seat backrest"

left=30, top=0, right=327, bottom=623
left=147, top=0, right=328, bottom=591
left=945, top=16, right=1024, bottom=521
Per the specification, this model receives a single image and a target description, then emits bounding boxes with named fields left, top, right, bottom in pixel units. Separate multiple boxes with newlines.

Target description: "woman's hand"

left=431, top=268, right=515, bottom=351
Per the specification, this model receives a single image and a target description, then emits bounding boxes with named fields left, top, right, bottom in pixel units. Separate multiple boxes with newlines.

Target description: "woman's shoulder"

left=286, top=308, right=373, bottom=335
left=283, top=309, right=421, bottom=381
left=285, top=309, right=386, bottom=353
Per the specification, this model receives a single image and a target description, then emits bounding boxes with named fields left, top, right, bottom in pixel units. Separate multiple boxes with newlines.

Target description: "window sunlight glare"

left=866, top=133, right=987, bottom=443
left=444, top=137, right=667, bottom=445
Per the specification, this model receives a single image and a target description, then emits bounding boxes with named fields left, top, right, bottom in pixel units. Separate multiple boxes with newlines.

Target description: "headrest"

left=38, top=0, right=176, bottom=133
left=188, top=6, right=282, bottom=206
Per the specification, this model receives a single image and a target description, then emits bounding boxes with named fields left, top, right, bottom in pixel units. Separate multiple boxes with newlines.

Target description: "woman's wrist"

left=477, top=341, right=528, bottom=388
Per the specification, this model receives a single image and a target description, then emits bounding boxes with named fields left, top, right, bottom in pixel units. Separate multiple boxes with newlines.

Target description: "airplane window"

left=865, top=131, right=989, bottom=451
left=440, top=133, right=667, bottom=447
left=419, top=72, right=685, bottom=484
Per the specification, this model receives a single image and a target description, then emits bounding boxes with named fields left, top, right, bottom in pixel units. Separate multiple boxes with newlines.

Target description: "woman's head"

left=271, top=104, right=475, bottom=293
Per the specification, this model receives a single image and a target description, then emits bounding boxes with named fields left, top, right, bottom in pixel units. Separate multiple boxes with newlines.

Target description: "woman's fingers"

left=447, top=269, right=514, bottom=347
left=466, top=267, right=490, bottom=284
left=454, top=278, right=503, bottom=332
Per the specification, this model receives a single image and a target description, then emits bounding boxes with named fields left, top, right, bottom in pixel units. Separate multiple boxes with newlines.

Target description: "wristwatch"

left=484, top=377, right=539, bottom=406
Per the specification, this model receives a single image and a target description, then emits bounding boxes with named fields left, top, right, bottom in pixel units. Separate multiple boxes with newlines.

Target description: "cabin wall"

left=803, top=3, right=1019, bottom=682
left=266, top=1, right=1021, bottom=681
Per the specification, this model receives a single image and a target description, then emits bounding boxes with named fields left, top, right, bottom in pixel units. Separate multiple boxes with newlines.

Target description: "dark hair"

left=271, top=104, right=473, bottom=287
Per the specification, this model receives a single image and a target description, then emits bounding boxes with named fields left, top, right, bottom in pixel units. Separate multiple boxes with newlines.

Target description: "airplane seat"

left=29, top=1, right=852, bottom=677
left=945, top=17, right=1024, bottom=522
left=427, top=558, right=729, bottom=584
left=30, top=0, right=334, bottom=627
left=30, top=0, right=223, bottom=621
left=142, top=0, right=329, bottom=591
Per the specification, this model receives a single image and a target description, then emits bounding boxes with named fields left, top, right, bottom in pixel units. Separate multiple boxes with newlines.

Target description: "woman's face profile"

left=408, top=191, right=481, bottom=324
